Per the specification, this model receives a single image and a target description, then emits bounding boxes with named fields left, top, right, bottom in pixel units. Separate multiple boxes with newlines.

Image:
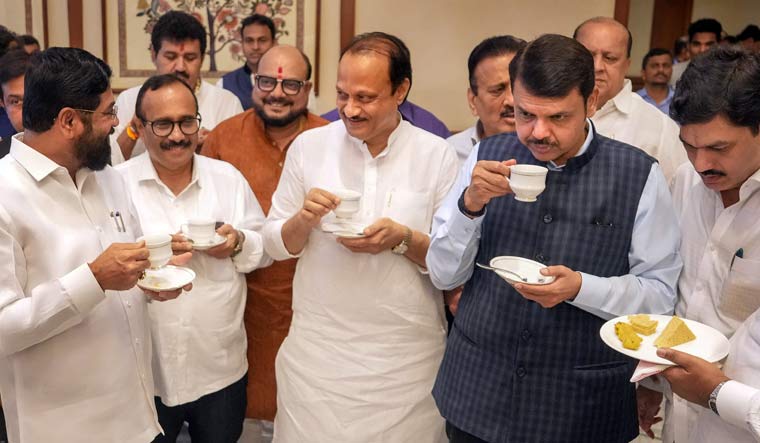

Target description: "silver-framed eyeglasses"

left=254, top=74, right=306, bottom=95
left=72, top=105, right=119, bottom=121
left=141, top=115, right=202, bottom=137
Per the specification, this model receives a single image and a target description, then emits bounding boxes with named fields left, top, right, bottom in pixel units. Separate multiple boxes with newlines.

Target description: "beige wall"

left=330, top=0, right=617, bottom=131
left=693, top=0, right=760, bottom=35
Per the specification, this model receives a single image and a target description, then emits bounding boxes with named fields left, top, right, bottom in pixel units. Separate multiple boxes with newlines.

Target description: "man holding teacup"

left=426, top=35, right=682, bottom=443
left=117, top=74, right=271, bottom=442
left=0, top=49, right=188, bottom=443
left=262, top=32, right=458, bottom=441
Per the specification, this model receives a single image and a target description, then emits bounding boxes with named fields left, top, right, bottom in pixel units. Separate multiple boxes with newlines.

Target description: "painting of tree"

left=137, top=0, right=295, bottom=72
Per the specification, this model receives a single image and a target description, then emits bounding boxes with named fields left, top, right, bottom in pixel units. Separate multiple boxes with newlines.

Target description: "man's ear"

left=56, top=108, right=82, bottom=140
left=467, top=87, right=479, bottom=117
left=585, top=87, right=599, bottom=118
left=394, top=78, right=411, bottom=106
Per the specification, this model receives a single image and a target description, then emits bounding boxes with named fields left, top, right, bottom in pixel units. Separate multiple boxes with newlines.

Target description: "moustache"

left=699, top=169, right=726, bottom=177
left=263, top=97, right=294, bottom=106
left=500, top=107, right=515, bottom=119
left=160, top=139, right=193, bottom=150
left=526, top=137, right=558, bottom=147
left=173, top=70, right=190, bottom=80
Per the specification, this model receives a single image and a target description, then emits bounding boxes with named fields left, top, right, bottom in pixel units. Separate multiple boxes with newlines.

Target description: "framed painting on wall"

left=103, top=0, right=318, bottom=91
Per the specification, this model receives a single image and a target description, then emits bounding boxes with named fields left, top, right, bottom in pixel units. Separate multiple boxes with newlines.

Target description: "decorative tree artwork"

left=136, top=0, right=295, bottom=72
left=109, top=0, right=312, bottom=87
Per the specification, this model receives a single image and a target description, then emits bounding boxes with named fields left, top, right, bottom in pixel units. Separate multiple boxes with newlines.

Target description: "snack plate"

left=599, top=314, right=730, bottom=365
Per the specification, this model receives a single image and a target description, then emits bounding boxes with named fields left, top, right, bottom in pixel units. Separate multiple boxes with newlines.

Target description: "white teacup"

left=333, top=189, right=362, bottom=219
left=186, top=217, right=216, bottom=242
left=140, top=234, right=172, bottom=269
left=507, top=165, right=549, bottom=202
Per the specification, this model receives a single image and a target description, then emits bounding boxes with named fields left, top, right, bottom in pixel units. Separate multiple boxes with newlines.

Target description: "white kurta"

left=446, top=124, right=479, bottom=167
left=116, top=153, right=270, bottom=406
left=112, top=80, right=243, bottom=165
left=0, top=136, right=161, bottom=443
left=661, top=164, right=760, bottom=442
left=691, top=308, right=760, bottom=442
left=592, top=79, right=687, bottom=182
left=263, top=119, right=458, bottom=442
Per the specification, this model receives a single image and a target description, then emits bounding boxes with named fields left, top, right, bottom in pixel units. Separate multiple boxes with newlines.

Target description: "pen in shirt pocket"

left=109, top=210, right=126, bottom=233
left=729, top=247, right=744, bottom=270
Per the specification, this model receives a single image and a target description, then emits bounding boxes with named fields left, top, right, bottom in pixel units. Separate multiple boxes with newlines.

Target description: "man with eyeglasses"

left=0, top=49, right=30, bottom=157
left=202, top=44, right=326, bottom=443
left=0, top=47, right=190, bottom=443
left=117, top=73, right=271, bottom=443
left=113, top=10, right=242, bottom=165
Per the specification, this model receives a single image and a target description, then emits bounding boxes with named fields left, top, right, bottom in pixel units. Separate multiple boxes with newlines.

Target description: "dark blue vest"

left=433, top=130, right=655, bottom=443
left=221, top=65, right=253, bottom=110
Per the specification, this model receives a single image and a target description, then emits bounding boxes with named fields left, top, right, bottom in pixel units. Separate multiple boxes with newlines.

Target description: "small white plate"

left=185, top=233, right=227, bottom=250
left=321, top=221, right=366, bottom=238
left=488, top=256, right=555, bottom=285
left=137, top=265, right=196, bottom=292
left=599, top=314, right=730, bottom=365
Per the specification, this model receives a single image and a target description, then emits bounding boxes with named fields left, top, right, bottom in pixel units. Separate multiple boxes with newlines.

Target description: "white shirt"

left=690, top=308, right=760, bottom=443
left=446, top=124, right=480, bottom=166
left=592, top=79, right=687, bottom=182
left=116, top=153, right=270, bottom=406
left=112, top=80, right=243, bottom=165
left=263, top=119, right=458, bottom=442
left=426, top=124, right=682, bottom=320
left=660, top=164, right=760, bottom=442
left=670, top=60, right=690, bottom=87
left=0, top=136, right=160, bottom=443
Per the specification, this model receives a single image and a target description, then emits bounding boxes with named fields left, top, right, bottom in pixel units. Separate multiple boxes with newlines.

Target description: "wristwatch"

left=230, top=230, right=246, bottom=258
left=391, top=227, right=412, bottom=255
left=708, top=380, right=728, bottom=416
left=458, top=187, right=486, bottom=218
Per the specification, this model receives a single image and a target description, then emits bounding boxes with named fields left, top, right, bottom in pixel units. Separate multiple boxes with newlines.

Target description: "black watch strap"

left=458, top=187, right=486, bottom=218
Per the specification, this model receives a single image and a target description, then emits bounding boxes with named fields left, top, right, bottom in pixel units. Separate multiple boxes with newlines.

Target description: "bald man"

left=574, top=17, right=686, bottom=181
left=202, top=45, right=327, bottom=443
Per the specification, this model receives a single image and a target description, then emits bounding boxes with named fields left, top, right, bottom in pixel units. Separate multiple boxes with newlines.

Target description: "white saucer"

left=488, top=256, right=555, bottom=285
left=185, top=233, right=227, bottom=250
left=321, top=221, right=366, bottom=238
left=137, top=265, right=196, bottom=292
left=600, top=315, right=730, bottom=365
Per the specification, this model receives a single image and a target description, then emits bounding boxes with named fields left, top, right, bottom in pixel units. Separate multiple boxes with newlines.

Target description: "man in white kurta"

left=116, top=74, right=271, bottom=442
left=0, top=48, right=184, bottom=443
left=575, top=17, right=687, bottom=182
left=111, top=11, right=242, bottom=165
left=262, top=32, right=458, bottom=442
left=637, top=46, right=760, bottom=443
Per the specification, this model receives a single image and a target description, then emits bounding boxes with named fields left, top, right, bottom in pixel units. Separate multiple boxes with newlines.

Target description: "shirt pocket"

left=381, top=190, right=432, bottom=233
left=719, top=256, right=760, bottom=322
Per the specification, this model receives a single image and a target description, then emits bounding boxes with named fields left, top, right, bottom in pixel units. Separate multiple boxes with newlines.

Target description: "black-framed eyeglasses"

left=254, top=74, right=306, bottom=96
left=141, top=115, right=202, bottom=137
left=72, top=105, right=119, bottom=121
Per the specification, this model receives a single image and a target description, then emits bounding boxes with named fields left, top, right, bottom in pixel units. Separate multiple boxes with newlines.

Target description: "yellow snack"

left=615, top=322, right=642, bottom=350
left=654, top=316, right=696, bottom=348
left=628, top=314, right=658, bottom=336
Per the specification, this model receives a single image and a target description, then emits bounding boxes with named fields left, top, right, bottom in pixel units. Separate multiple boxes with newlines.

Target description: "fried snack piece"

left=615, top=321, right=642, bottom=350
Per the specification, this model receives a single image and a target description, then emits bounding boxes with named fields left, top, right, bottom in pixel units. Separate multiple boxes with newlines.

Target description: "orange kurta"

left=202, top=110, right=328, bottom=420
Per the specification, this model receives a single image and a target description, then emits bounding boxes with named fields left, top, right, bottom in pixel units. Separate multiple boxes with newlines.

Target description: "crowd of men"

left=0, top=9, right=760, bottom=443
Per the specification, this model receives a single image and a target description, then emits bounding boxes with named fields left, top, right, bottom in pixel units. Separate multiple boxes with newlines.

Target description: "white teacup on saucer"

left=506, top=165, right=549, bottom=202
left=333, top=189, right=361, bottom=219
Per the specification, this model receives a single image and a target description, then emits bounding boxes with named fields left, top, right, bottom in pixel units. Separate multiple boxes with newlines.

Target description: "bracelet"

left=125, top=125, right=139, bottom=141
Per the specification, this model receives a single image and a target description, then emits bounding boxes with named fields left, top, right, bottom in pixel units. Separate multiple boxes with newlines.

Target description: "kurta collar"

left=602, top=79, right=634, bottom=115
left=134, top=151, right=201, bottom=189
left=10, top=134, right=84, bottom=182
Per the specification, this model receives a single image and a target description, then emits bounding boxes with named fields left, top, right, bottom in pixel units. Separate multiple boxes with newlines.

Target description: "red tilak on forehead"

left=277, top=66, right=283, bottom=79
